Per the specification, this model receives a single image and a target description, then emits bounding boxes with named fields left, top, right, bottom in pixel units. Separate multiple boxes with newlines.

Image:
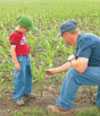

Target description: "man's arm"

left=46, top=61, right=71, bottom=75
left=10, top=45, right=20, bottom=70
left=46, top=57, right=88, bottom=75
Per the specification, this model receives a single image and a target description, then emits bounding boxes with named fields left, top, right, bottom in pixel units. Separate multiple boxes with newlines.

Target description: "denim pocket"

left=17, top=57, right=23, bottom=64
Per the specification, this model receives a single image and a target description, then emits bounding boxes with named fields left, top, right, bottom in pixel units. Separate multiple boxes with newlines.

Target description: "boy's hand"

left=15, top=62, right=21, bottom=71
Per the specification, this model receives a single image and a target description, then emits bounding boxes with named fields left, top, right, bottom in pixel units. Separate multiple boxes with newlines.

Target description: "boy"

left=9, top=16, right=35, bottom=106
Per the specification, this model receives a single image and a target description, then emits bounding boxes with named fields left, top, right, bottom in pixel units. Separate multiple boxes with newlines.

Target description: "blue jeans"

left=12, top=56, right=32, bottom=101
left=56, top=67, right=100, bottom=110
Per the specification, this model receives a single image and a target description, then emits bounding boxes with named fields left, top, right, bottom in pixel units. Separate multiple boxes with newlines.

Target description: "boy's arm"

left=11, top=45, right=20, bottom=71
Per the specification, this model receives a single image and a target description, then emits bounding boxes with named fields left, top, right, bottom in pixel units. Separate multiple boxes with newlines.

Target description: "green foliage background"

left=0, top=0, right=100, bottom=115
left=1, top=0, right=100, bottom=80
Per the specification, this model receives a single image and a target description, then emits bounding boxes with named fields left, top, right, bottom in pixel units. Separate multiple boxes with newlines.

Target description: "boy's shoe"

left=15, top=99, right=25, bottom=106
left=47, top=105, right=75, bottom=115
left=24, top=93, right=36, bottom=99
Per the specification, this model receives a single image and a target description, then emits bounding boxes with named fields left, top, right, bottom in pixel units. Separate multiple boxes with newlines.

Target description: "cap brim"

left=30, top=26, right=38, bottom=32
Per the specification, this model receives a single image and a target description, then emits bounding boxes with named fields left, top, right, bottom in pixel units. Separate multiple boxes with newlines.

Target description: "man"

left=46, top=20, right=100, bottom=114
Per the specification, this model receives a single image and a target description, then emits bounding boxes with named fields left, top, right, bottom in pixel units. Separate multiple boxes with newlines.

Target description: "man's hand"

left=70, top=57, right=88, bottom=74
left=45, top=68, right=57, bottom=80
left=46, top=68, right=57, bottom=75
left=15, top=62, right=21, bottom=71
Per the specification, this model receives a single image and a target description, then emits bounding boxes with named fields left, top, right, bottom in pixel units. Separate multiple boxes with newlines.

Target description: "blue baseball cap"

left=60, top=20, right=77, bottom=36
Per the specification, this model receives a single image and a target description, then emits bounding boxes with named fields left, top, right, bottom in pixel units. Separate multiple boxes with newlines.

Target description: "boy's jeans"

left=12, top=56, right=32, bottom=101
left=56, top=67, right=100, bottom=110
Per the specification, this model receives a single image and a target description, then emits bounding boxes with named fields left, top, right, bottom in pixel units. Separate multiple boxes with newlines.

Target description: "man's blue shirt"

left=75, top=33, right=100, bottom=66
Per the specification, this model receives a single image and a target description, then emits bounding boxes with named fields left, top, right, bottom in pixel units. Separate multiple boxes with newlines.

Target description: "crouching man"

left=46, top=20, right=100, bottom=114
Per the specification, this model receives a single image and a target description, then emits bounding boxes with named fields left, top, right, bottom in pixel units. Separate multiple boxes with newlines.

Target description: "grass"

left=7, top=106, right=100, bottom=116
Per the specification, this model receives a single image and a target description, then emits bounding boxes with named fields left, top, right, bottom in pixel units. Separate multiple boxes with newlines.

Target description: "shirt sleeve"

left=9, top=32, right=21, bottom=45
left=75, top=38, right=92, bottom=59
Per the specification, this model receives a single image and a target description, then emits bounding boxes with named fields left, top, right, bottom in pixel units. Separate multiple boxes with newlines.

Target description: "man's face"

left=62, top=32, right=77, bottom=46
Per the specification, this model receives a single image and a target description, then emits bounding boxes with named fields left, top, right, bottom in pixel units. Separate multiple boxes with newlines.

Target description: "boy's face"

left=21, top=27, right=28, bottom=33
left=16, top=25, right=28, bottom=33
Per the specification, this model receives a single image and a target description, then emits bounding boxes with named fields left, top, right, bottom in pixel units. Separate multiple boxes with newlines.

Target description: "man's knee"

left=67, top=68, right=80, bottom=78
left=66, top=68, right=82, bottom=85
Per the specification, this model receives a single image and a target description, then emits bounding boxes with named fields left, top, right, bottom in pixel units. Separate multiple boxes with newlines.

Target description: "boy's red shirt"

left=9, top=31, right=30, bottom=56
